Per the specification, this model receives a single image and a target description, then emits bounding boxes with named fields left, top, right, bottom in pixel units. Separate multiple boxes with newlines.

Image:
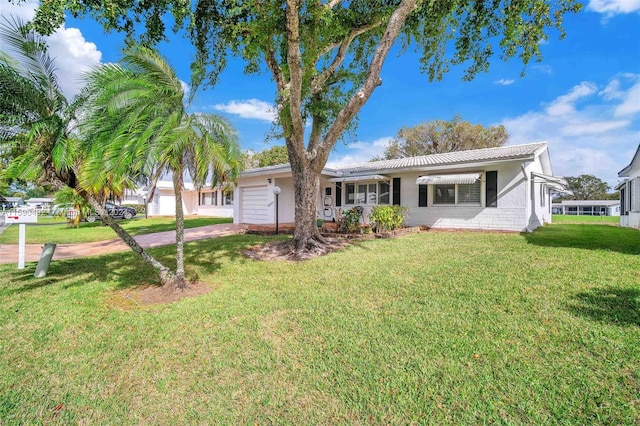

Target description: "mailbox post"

left=5, top=208, right=38, bottom=269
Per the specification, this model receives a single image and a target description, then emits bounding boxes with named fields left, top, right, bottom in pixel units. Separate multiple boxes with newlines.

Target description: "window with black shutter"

left=485, top=171, right=498, bottom=207
left=418, top=185, right=428, bottom=207
left=335, top=182, right=342, bottom=207
left=392, top=178, right=401, bottom=205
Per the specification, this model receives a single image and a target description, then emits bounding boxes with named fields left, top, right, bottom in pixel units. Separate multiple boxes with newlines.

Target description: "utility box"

left=34, top=243, right=57, bottom=278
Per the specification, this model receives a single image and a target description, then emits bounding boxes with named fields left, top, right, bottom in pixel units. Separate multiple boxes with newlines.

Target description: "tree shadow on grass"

left=568, top=287, right=640, bottom=327
left=0, top=234, right=269, bottom=296
left=524, top=224, right=640, bottom=255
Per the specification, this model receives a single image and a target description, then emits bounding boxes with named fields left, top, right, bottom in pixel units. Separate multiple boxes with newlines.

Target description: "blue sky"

left=2, top=0, right=639, bottom=188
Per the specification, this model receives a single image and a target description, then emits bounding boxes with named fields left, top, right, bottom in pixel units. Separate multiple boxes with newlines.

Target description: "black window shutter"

left=335, top=182, right=342, bottom=207
left=418, top=185, right=428, bottom=207
left=392, top=178, right=401, bottom=205
left=486, top=171, right=498, bottom=207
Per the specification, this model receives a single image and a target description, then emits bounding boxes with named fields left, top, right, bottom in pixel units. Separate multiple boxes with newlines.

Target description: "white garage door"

left=241, top=185, right=269, bottom=224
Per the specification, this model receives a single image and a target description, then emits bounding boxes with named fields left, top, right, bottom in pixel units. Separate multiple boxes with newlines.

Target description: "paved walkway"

left=0, top=223, right=247, bottom=265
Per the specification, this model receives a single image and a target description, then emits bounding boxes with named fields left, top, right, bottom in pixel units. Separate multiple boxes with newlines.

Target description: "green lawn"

left=0, top=216, right=233, bottom=244
left=553, top=214, right=620, bottom=224
left=1, top=224, right=639, bottom=424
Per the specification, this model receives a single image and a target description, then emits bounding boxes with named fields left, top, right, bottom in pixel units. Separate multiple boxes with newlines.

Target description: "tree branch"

left=325, top=0, right=342, bottom=9
left=285, top=0, right=305, bottom=146
left=265, top=47, right=286, bottom=94
left=317, top=0, right=419, bottom=163
left=308, top=113, right=324, bottom=154
left=313, top=20, right=383, bottom=94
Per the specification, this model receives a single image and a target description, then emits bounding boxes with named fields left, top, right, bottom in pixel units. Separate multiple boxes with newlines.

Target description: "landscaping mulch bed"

left=243, top=226, right=424, bottom=261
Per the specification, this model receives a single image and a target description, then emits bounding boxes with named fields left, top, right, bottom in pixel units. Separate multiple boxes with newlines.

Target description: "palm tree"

left=0, top=17, right=175, bottom=282
left=0, top=16, right=75, bottom=189
left=79, top=45, right=242, bottom=289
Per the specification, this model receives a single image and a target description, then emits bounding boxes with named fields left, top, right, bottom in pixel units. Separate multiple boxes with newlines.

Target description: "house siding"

left=401, top=163, right=529, bottom=231
left=618, top=145, right=640, bottom=230
left=233, top=143, right=560, bottom=232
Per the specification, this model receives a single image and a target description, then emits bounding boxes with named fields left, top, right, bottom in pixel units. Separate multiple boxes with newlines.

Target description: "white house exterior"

left=140, top=181, right=234, bottom=218
left=552, top=200, right=620, bottom=216
left=617, top=144, right=640, bottom=229
left=233, top=142, right=566, bottom=232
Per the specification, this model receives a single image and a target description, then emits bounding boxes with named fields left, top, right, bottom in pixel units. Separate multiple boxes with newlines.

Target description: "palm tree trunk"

left=83, top=191, right=177, bottom=286
left=172, top=170, right=187, bottom=289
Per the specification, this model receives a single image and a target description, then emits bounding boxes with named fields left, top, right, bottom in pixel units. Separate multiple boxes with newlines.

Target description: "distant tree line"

left=558, top=174, right=619, bottom=201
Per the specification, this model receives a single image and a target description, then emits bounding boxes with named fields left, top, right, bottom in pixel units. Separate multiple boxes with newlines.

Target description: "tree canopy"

left=373, top=115, right=508, bottom=160
left=246, top=145, right=290, bottom=168
left=562, top=174, right=616, bottom=201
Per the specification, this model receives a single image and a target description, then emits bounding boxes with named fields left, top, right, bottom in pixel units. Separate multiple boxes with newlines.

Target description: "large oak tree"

left=29, top=0, right=582, bottom=257
left=374, top=115, right=508, bottom=160
left=563, top=174, right=614, bottom=200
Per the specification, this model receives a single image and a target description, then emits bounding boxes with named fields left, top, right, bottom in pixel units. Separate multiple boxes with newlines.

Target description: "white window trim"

left=431, top=179, right=482, bottom=207
left=343, top=180, right=391, bottom=206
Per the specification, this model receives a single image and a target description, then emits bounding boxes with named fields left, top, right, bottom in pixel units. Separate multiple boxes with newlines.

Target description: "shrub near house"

left=369, top=205, right=407, bottom=233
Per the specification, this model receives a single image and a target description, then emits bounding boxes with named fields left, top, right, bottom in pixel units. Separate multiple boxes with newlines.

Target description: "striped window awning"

left=328, top=174, right=388, bottom=183
left=416, top=172, right=481, bottom=185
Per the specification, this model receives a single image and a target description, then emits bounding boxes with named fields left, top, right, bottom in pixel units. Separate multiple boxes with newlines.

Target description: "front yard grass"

left=0, top=216, right=232, bottom=244
left=0, top=224, right=638, bottom=424
left=553, top=214, right=619, bottom=224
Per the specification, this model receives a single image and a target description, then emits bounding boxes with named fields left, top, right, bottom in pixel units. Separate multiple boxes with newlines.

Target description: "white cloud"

left=47, top=28, right=101, bottom=97
left=1, top=0, right=102, bottom=99
left=614, top=80, right=640, bottom=116
left=560, top=120, right=629, bottom=136
left=180, top=80, right=190, bottom=96
left=326, top=136, right=393, bottom=168
left=532, top=65, right=553, bottom=75
left=545, top=82, right=598, bottom=116
left=598, top=74, right=640, bottom=116
left=588, top=0, right=640, bottom=15
left=494, top=79, right=515, bottom=86
left=501, top=74, right=640, bottom=187
left=213, top=99, right=277, bottom=122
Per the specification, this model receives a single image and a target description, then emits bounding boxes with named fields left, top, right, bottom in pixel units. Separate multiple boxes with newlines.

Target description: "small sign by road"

left=3, top=209, right=38, bottom=269
left=4, top=209, right=38, bottom=224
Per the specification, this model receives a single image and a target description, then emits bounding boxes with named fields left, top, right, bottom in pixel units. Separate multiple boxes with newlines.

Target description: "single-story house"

left=24, top=197, right=53, bottom=212
left=617, top=144, right=640, bottom=229
left=233, top=142, right=567, bottom=232
left=552, top=200, right=620, bottom=216
left=1, top=197, right=24, bottom=208
left=142, top=180, right=234, bottom=218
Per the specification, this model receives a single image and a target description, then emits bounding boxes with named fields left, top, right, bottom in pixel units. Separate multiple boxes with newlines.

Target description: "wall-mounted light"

left=268, top=178, right=272, bottom=184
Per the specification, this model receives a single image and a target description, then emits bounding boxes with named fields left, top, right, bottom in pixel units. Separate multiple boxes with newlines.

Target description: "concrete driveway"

left=0, top=223, right=247, bottom=265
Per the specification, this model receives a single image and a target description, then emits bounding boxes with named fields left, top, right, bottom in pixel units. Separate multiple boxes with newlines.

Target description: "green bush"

left=337, top=207, right=362, bottom=233
left=369, top=205, right=407, bottom=232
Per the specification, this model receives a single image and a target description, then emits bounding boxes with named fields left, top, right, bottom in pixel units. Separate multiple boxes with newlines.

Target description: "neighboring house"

left=617, top=144, right=640, bottom=229
left=552, top=200, right=620, bottom=216
left=24, top=197, right=53, bottom=212
left=144, top=180, right=234, bottom=218
left=1, top=197, right=25, bottom=208
left=233, top=142, right=567, bottom=232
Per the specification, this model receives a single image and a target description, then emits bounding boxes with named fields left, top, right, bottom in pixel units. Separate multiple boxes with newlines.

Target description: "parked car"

left=86, top=202, right=137, bottom=222
left=69, top=202, right=137, bottom=222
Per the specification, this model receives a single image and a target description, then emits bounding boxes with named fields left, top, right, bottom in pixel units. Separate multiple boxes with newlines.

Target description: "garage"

left=240, top=185, right=269, bottom=224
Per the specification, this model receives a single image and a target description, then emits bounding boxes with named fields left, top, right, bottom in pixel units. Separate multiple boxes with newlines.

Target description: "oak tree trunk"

left=287, top=141, right=327, bottom=257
